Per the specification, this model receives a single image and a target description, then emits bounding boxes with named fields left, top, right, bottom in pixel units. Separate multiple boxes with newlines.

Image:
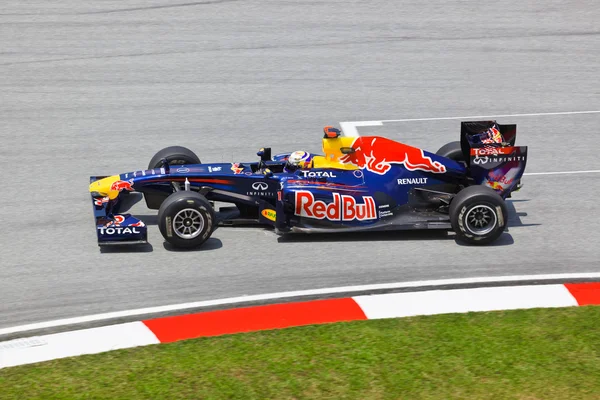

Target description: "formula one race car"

left=89, top=121, right=527, bottom=248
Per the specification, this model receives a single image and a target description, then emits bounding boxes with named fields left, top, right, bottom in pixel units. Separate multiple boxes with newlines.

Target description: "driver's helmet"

left=284, top=150, right=313, bottom=172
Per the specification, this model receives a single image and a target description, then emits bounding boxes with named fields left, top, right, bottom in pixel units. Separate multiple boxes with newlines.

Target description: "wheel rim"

left=464, top=205, right=497, bottom=236
left=173, top=208, right=205, bottom=239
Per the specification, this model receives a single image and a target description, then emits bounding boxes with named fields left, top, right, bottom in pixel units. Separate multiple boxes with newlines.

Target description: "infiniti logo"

left=252, top=182, right=269, bottom=191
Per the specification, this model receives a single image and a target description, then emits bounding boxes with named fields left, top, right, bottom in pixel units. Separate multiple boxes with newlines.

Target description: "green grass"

left=1, top=306, right=600, bottom=399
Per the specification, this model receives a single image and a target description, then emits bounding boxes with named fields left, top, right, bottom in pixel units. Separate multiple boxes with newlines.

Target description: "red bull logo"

left=104, top=214, right=126, bottom=227
left=339, top=137, right=446, bottom=175
left=93, top=196, right=109, bottom=207
left=295, top=191, right=377, bottom=221
left=481, top=126, right=504, bottom=144
left=231, top=163, right=244, bottom=174
left=110, top=179, right=134, bottom=192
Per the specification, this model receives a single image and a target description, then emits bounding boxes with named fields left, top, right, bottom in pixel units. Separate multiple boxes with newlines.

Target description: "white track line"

left=524, top=170, right=600, bottom=176
left=2, top=272, right=600, bottom=336
left=380, top=110, right=600, bottom=123
left=339, top=110, right=600, bottom=137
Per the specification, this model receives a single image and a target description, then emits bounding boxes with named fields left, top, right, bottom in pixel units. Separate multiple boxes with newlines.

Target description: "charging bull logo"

left=110, top=179, right=134, bottom=192
left=104, top=215, right=126, bottom=227
left=295, top=191, right=377, bottom=221
left=339, top=137, right=446, bottom=175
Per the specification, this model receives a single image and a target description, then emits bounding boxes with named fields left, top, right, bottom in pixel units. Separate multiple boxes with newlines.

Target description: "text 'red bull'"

left=339, top=137, right=446, bottom=175
left=295, top=191, right=377, bottom=221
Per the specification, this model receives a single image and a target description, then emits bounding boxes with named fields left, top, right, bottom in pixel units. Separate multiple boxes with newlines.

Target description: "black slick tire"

left=436, top=141, right=464, bottom=163
left=148, top=146, right=201, bottom=169
left=158, top=191, right=215, bottom=249
left=449, top=185, right=507, bottom=245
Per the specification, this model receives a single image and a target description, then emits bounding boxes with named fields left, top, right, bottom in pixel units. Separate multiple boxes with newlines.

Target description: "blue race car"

left=89, top=121, right=527, bottom=249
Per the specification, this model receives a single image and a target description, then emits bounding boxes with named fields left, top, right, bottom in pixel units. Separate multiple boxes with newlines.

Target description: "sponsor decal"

left=379, top=210, right=393, bottom=218
left=94, top=196, right=110, bottom=206
left=294, top=190, right=377, bottom=221
left=488, top=172, right=514, bottom=185
left=261, top=209, right=276, bottom=221
left=247, top=181, right=275, bottom=197
left=129, top=221, right=146, bottom=227
left=300, top=171, right=337, bottom=178
left=353, top=170, right=363, bottom=179
left=339, top=137, right=446, bottom=175
left=471, top=146, right=526, bottom=165
left=110, top=179, right=134, bottom=192
left=397, top=177, right=428, bottom=185
left=208, top=166, right=222, bottom=172
left=97, top=227, right=141, bottom=235
left=166, top=216, right=173, bottom=237
left=104, top=215, right=126, bottom=227
left=378, top=204, right=390, bottom=209
left=176, top=167, right=190, bottom=173
left=252, top=182, right=269, bottom=190
left=470, top=147, right=513, bottom=157
left=481, top=126, right=504, bottom=144
left=487, top=181, right=505, bottom=191
left=472, top=152, right=526, bottom=165
left=231, top=163, right=244, bottom=174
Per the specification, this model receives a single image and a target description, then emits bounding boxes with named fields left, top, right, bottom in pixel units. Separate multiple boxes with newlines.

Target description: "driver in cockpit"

left=283, top=150, right=314, bottom=173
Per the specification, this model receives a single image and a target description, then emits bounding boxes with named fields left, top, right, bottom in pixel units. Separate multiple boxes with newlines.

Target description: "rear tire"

left=158, top=191, right=215, bottom=249
left=436, top=141, right=464, bottom=163
left=148, top=146, right=201, bottom=170
left=450, top=185, right=507, bottom=245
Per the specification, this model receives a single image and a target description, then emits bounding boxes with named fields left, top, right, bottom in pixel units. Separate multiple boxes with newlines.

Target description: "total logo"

left=294, top=191, right=377, bottom=221
left=300, top=170, right=337, bottom=178
left=397, top=177, right=427, bottom=185
left=98, top=227, right=142, bottom=235
left=470, top=146, right=526, bottom=165
left=470, top=147, right=513, bottom=157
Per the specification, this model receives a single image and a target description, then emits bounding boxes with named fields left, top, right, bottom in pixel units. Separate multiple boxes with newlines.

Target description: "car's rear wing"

left=460, top=120, right=516, bottom=164
left=459, top=121, right=527, bottom=198
left=89, top=176, right=147, bottom=246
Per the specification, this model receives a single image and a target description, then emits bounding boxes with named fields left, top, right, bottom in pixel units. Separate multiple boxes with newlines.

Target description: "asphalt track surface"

left=1, top=1, right=599, bottom=329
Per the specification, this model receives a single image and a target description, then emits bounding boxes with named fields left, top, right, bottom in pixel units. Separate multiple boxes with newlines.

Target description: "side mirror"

left=323, top=126, right=341, bottom=138
left=340, top=147, right=355, bottom=155
left=257, top=147, right=272, bottom=161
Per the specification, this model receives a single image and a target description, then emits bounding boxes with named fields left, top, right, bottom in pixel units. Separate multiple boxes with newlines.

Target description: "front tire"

left=449, top=186, right=507, bottom=245
left=158, top=191, right=215, bottom=249
left=148, top=146, right=201, bottom=170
